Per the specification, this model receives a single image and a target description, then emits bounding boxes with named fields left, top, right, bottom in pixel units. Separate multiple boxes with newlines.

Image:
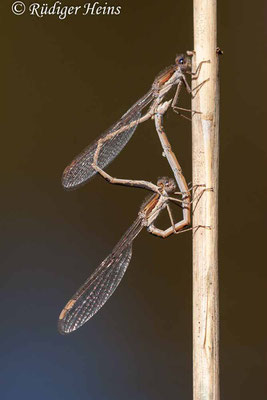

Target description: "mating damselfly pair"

left=58, top=52, right=208, bottom=334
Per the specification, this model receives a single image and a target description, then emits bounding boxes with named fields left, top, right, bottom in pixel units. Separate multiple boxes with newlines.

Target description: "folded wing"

left=62, top=90, right=154, bottom=190
left=58, top=217, right=143, bottom=334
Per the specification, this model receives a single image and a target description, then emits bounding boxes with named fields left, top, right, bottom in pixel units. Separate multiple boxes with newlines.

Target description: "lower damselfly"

left=58, top=176, right=190, bottom=334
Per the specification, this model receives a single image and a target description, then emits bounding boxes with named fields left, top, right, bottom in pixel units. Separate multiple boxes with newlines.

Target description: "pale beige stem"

left=192, top=1, right=220, bottom=400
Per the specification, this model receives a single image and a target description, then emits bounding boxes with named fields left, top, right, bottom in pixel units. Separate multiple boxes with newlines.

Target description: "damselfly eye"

left=179, top=58, right=184, bottom=64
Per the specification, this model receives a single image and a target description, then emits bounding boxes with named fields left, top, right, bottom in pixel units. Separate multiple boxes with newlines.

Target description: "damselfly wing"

left=62, top=90, right=154, bottom=190
left=58, top=217, right=143, bottom=334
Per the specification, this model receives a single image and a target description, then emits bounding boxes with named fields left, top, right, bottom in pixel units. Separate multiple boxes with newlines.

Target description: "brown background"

left=1, top=0, right=266, bottom=399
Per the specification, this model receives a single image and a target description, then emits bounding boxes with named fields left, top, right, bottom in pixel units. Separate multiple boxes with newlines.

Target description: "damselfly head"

left=175, top=53, right=191, bottom=73
left=157, top=177, right=176, bottom=194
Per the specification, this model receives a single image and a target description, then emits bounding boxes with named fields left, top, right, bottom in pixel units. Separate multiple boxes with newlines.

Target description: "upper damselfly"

left=62, top=53, right=201, bottom=190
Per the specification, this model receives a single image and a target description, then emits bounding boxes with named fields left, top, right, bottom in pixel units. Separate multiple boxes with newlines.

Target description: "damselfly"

left=58, top=176, right=190, bottom=334
left=62, top=53, right=206, bottom=190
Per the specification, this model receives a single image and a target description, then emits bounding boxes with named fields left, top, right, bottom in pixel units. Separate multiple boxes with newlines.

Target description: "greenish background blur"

left=1, top=1, right=266, bottom=399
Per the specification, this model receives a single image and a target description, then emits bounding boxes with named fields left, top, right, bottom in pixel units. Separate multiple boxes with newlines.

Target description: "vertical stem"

left=192, top=1, right=220, bottom=400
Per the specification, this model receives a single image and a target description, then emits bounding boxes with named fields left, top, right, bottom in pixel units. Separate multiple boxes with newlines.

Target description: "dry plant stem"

left=192, top=1, right=220, bottom=400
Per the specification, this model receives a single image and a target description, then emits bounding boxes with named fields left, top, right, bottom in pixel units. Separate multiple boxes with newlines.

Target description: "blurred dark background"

left=1, top=0, right=266, bottom=399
